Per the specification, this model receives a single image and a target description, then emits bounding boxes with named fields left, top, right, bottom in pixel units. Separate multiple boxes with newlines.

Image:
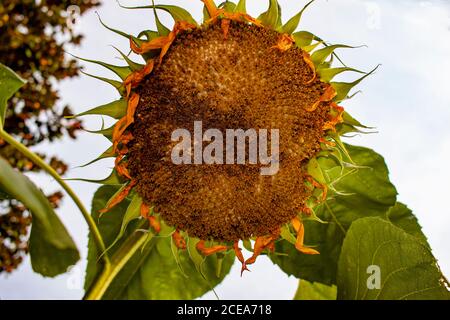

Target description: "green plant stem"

left=0, top=128, right=110, bottom=266
left=84, top=231, right=150, bottom=300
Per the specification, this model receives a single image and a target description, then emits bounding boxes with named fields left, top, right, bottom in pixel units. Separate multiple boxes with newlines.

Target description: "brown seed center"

left=128, top=21, right=331, bottom=241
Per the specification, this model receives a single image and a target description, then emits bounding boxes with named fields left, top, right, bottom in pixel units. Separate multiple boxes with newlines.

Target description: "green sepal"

left=307, top=157, right=327, bottom=184
left=258, top=0, right=282, bottom=29
left=203, top=5, right=211, bottom=22
left=171, top=236, right=188, bottom=278
left=282, top=0, right=316, bottom=34
left=151, top=0, right=171, bottom=36
left=219, top=1, right=237, bottom=12
left=337, top=112, right=374, bottom=135
left=96, top=13, right=144, bottom=47
left=77, top=145, right=114, bottom=168
left=80, top=71, right=125, bottom=96
left=301, top=41, right=323, bottom=53
left=112, top=46, right=144, bottom=71
left=234, top=0, right=247, bottom=13
left=135, top=30, right=162, bottom=61
left=187, top=237, right=207, bottom=275
left=73, top=99, right=127, bottom=120
left=311, top=44, right=356, bottom=66
left=66, top=169, right=123, bottom=185
left=70, top=54, right=131, bottom=80
left=117, top=2, right=198, bottom=26
left=331, top=65, right=380, bottom=102
left=85, top=124, right=115, bottom=141
left=318, top=67, right=366, bottom=82
left=292, top=31, right=321, bottom=48
left=280, top=224, right=296, bottom=245
left=105, top=193, right=143, bottom=252
left=138, top=29, right=160, bottom=41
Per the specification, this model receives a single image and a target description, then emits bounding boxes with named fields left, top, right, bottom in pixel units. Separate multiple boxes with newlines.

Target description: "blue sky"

left=0, top=0, right=449, bottom=299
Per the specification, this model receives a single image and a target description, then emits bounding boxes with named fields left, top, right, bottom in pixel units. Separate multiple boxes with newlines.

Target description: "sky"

left=0, top=0, right=449, bottom=299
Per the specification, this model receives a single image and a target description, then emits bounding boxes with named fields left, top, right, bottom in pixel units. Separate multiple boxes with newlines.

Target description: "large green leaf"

left=85, top=186, right=234, bottom=300
left=294, top=279, right=337, bottom=300
left=337, top=217, right=449, bottom=300
left=386, top=202, right=429, bottom=246
left=270, top=144, right=397, bottom=285
left=0, top=63, right=26, bottom=128
left=0, top=157, right=79, bottom=276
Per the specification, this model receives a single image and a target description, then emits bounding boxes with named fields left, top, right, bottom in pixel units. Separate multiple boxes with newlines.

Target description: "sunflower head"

left=76, top=0, right=374, bottom=275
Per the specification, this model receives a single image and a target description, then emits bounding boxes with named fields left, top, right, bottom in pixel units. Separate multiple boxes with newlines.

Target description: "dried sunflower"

left=75, top=0, right=375, bottom=275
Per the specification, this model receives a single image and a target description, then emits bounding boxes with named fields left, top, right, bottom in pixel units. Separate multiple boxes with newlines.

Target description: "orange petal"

left=202, top=0, right=220, bottom=18
left=323, top=103, right=345, bottom=131
left=244, top=231, right=280, bottom=266
left=112, top=93, right=140, bottom=152
left=302, top=51, right=317, bottom=84
left=292, top=217, right=320, bottom=255
left=123, top=60, right=154, bottom=97
left=306, top=175, right=328, bottom=202
left=99, top=180, right=136, bottom=214
left=140, top=203, right=150, bottom=218
left=234, top=241, right=249, bottom=276
left=130, top=21, right=196, bottom=64
left=223, top=12, right=263, bottom=27
left=306, top=85, right=337, bottom=112
left=130, top=36, right=170, bottom=55
left=320, top=137, right=336, bottom=147
left=196, top=240, right=228, bottom=256
left=115, top=156, right=131, bottom=179
left=148, top=216, right=161, bottom=234
left=221, top=19, right=231, bottom=39
left=272, top=34, right=294, bottom=52
left=172, top=230, right=187, bottom=250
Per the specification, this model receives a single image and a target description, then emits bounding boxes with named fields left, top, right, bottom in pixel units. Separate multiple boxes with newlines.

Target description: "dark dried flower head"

left=128, top=22, right=333, bottom=241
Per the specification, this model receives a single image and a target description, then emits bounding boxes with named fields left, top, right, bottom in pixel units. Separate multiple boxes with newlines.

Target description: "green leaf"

left=282, top=0, right=315, bottom=34
left=0, top=157, right=79, bottom=277
left=0, top=63, right=26, bottom=128
left=74, top=99, right=127, bottom=119
left=271, top=144, right=397, bottom=285
left=386, top=202, right=429, bottom=246
left=85, top=186, right=234, bottom=300
left=294, top=279, right=337, bottom=300
left=337, top=217, right=450, bottom=300
left=0, top=186, right=11, bottom=200
left=258, top=0, right=281, bottom=29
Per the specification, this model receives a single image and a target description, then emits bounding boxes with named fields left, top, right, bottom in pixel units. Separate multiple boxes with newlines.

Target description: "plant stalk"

left=84, top=231, right=150, bottom=300
left=0, top=128, right=110, bottom=265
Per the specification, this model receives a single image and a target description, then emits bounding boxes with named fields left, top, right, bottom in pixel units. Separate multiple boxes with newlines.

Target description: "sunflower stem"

left=84, top=231, right=151, bottom=300
left=0, top=128, right=110, bottom=266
